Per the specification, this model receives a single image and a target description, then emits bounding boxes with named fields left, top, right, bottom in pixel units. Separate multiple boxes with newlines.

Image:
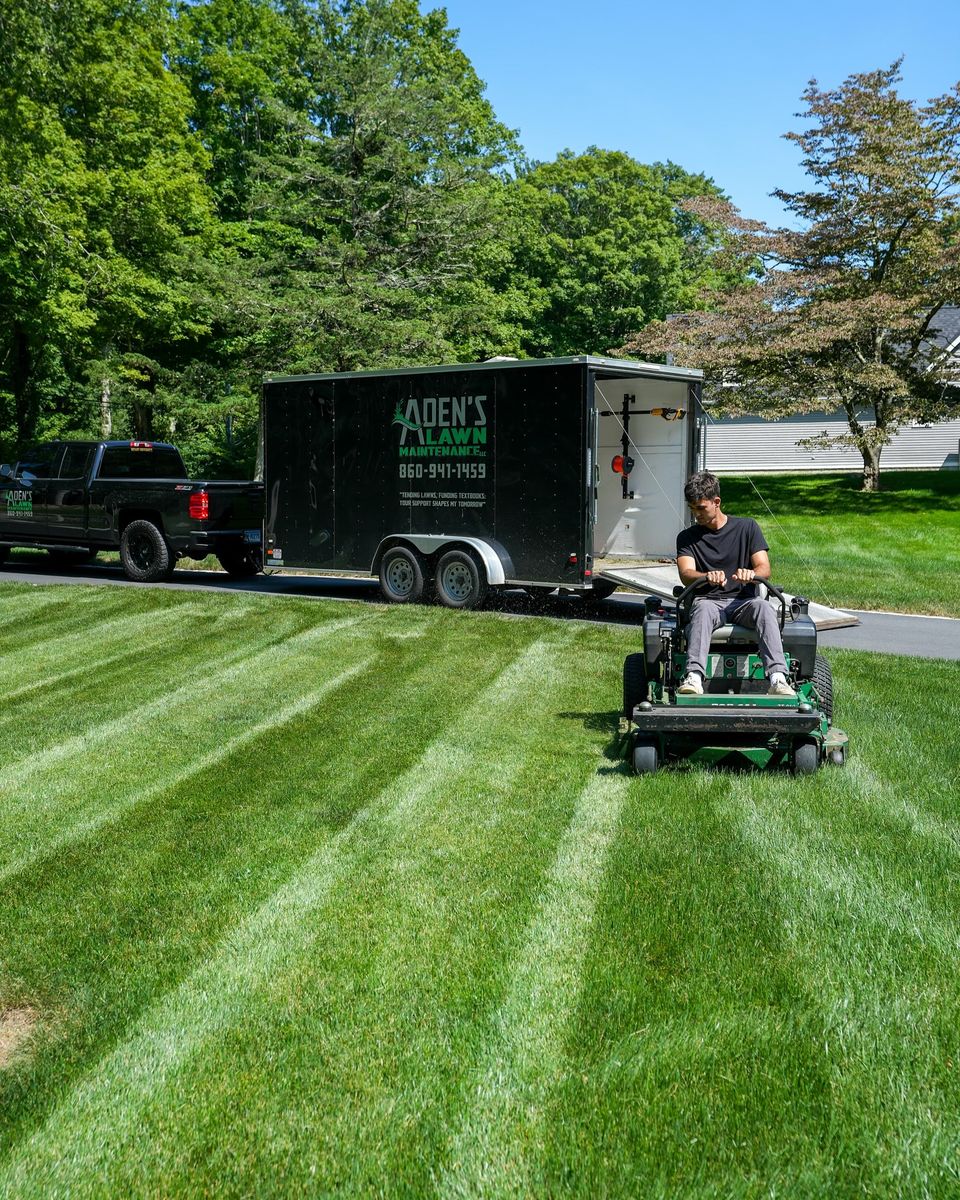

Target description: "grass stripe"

left=0, top=634, right=559, bottom=1195
left=438, top=766, right=629, bottom=1200
left=0, top=611, right=371, bottom=797
left=0, top=656, right=373, bottom=888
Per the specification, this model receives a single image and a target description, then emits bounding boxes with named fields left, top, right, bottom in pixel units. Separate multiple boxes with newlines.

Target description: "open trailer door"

left=591, top=371, right=700, bottom=561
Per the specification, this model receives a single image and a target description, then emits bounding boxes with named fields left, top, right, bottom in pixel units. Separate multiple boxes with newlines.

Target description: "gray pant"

left=684, top=595, right=787, bottom=679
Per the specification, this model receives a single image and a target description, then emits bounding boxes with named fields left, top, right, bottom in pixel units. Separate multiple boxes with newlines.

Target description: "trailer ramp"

left=597, top=564, right=859, bottom=630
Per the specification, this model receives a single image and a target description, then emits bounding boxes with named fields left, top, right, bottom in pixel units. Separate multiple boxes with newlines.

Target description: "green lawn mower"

left=623, top=579, right=849, bottom=775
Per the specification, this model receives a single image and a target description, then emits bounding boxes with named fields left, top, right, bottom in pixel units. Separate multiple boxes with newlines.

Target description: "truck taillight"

left=189, top=490, right=209, bottom=520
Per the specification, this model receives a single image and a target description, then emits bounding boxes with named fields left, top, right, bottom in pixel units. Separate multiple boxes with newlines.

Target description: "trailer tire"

left=584, top=579, right=618, bottom=603
left=217, top=546, right=262, bottom=578
left=120, top=519, right=173, bottom=582
left=434, top=549, right=487, bottom=609
left=379, top=546, right=425, bottom=604
left=0, top=546, right=10, bottom=565
left=623, top=653, right=648, bottom=718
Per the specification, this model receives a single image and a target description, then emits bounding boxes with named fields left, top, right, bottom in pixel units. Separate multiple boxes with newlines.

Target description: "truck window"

left=59, top=445, right=95, bottom=478
left=98, top=445, right=187, bottom=479
left=16, top=445, right=62, bottom=479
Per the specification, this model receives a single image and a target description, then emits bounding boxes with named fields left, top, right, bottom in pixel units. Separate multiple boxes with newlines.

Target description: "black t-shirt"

left=676, top=516, right=769, bottom=599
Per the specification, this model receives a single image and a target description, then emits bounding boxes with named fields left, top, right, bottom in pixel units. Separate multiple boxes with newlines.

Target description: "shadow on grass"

left=558, top=710, right=629, bottom=765
left=721, top=470, right=960, bottom=517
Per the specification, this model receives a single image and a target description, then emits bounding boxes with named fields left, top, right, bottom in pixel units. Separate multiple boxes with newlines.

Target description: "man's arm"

left=731, top=549, right=771, bottom=584
left=677, top=554, right=727, bottom=587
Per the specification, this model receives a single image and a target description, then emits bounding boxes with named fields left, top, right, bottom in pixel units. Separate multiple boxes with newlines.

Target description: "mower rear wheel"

left=793, top=739, right=820, bottom=775
left=622, top=653, right=648, bottom=718
left=632, top=739, right=659, bottom=775
left=813, top=654, right=834, bottom=719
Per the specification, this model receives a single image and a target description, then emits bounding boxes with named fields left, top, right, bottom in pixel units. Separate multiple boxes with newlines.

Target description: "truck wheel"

left=217, top=547, right=262, bottom=578
left=379, top=547, right=425, bottom=603
left=623, top=653, right=648, bottom=718
left=632, top=740, right=659, bottom=775
left=120, top=520, right=173, bottom=583
left=435, top=549, right=488, bottom=609
left=813, top=654, right=834, bottom=720
left=793, top=739, right=820, bottom=776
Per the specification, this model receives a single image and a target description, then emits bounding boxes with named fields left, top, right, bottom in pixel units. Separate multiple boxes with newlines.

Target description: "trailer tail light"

left=611, top=454, right=635, bottom=475
left=189, top=490, right=209, bottom=520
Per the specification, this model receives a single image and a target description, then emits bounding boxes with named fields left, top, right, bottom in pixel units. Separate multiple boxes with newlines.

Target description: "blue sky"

left=432, top=0, right=960, bottom=227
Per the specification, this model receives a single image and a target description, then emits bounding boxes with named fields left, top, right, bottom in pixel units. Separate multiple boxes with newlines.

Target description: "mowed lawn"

left=720, top=470, right=960, bottom=617
left=1, top=583, right=960, bottom=1198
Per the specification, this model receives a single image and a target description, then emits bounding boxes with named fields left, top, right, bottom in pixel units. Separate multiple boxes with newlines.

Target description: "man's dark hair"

left=684, top=471, right=721, bottom=503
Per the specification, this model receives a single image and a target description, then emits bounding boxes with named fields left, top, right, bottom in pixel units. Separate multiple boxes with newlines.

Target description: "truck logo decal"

left=5, top=489, right=33, bottom=516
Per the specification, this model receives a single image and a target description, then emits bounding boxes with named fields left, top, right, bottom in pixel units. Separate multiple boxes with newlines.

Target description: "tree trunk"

left=100, top=377, right=113, bottom=440
left=861, top=443, right=882, bottom=491
left=12, top=323, right=36, bottom=447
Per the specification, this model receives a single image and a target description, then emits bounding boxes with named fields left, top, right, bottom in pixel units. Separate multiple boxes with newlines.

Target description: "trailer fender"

left=372, top=536, right=512, bottom=586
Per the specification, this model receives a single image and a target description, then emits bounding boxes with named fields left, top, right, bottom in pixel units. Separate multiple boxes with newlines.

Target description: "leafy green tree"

left=0, top=0, right=216, bottom=453
left=229, top=0, right=523, bottom=373
left=502, top=148, right=736, bottom=357
left=629, top=63, right=960, bottom=490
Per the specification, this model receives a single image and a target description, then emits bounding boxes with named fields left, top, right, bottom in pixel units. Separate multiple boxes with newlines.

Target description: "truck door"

left=0, top=444, right=62, bottom=541
left=47, top=443, right=95, bottom=538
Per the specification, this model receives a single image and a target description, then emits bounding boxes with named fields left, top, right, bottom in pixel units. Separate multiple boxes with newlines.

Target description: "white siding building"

left=702, top=409, right=960, bottom=473
left=698, top=305, right=960, bottom=474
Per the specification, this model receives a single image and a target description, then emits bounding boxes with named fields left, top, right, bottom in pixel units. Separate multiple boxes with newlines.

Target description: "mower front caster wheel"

left=793, top=739, right=820, bottom=776
left=632, top=740, right=660, bottom=775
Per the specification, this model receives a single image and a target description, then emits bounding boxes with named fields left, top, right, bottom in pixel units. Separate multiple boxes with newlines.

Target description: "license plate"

left=243, top=528, right=261, bottom=544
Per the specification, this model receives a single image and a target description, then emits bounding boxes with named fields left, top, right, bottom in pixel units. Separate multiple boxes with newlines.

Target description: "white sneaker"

left=678, top=673, right=704, bottom=695
left=768, top=673, right=796, bottom=698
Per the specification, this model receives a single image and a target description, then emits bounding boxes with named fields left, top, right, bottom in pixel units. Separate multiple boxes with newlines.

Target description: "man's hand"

left=732, top=567, right=756, bottom=583
left=705, top=569, right=727, bottom=585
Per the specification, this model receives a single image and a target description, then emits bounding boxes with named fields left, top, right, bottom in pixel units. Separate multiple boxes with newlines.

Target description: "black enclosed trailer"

left=261, top=357, right=703, bottom=607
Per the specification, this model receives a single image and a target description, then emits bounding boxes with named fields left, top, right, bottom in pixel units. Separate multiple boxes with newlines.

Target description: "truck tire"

left=379, top=546, right=425, bottom=603
left=434, top=549, right=488, bottom=610
left=120, top=519, right=173, bottom=583
left=217, top=546, right=262, bottom=578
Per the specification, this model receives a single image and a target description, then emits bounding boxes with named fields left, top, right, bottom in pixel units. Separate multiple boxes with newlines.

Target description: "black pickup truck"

left=0, top=440, right=264, bottom=582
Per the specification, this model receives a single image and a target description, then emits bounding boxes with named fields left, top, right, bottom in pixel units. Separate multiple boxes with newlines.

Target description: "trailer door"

left=592, top=375, right=690, bottom=559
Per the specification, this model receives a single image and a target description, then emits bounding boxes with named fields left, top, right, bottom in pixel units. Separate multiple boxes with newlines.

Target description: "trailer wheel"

left=435, top=549, right=487, bottom=609
left=583, top=579, right=618, bottom=603
left=379, top=546, right=425, bottom=603
left=793, top=739, right=820, bottom=776
left=632, top=740, right=659, bottom=775
left=217, top=546, right=262, bottom=578
left=0, top=547, right=8, bottom=565
left=120, top=519, right=173, bottom=583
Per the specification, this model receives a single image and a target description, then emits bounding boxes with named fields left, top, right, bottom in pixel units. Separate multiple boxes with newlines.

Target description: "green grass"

left=720, top=470, right=960, bottom=616
left=1, top=584, right=960, bottom=1197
